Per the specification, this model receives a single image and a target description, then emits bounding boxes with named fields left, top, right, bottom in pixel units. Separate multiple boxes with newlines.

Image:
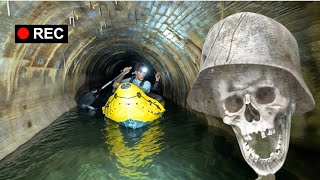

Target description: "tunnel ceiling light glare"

left=163, top=29, right=177, bottom=42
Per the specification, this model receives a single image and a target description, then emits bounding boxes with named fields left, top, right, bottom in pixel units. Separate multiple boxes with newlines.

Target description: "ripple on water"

left=0, top=107, right=258, bottom=180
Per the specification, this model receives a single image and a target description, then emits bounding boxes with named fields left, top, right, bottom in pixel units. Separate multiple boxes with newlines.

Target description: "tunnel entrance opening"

left=75, top=50, right=160, bottom=110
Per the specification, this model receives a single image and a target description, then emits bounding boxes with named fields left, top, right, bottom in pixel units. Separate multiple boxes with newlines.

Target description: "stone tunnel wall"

left=0, top=1, right=320, bottom=160
left=0, top=60, right=76, bottom=160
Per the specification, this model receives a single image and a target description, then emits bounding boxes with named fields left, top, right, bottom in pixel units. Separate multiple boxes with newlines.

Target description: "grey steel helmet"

left=187, top=12, right=315, bottom=117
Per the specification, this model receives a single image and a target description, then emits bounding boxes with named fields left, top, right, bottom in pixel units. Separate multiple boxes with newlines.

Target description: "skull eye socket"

left=255, top=87, right=275, bottom=104
left=225, top=94, right=243, bottom=113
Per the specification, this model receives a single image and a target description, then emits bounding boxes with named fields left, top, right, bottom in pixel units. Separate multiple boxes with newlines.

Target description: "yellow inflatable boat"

left=102, top=83, right=165, bottom=128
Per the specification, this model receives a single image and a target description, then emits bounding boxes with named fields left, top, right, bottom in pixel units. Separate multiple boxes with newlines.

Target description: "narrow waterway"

left=0, top=103, right=317, bottom=180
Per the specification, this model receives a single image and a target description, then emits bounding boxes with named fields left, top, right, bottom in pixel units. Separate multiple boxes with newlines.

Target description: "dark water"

left=0, top=104, right=317, bottom=180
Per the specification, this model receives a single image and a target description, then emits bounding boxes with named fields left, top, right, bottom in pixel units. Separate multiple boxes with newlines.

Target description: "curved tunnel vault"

left=72, top=39, right=192, bottom=106
left=1, top=1, right=320, bottom=161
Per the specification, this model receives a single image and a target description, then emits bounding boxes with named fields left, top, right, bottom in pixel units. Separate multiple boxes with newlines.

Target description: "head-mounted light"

left=140, top=67, right=148, bottom=74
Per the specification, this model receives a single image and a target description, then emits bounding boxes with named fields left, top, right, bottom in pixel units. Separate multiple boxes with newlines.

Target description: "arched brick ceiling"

left=1, top=1, right=319, bottom=105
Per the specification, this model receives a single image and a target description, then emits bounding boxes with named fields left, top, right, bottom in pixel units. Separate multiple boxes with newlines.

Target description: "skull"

left=216, top=67, right=295, bottom=176
left=187, top=12, right=315, bottom=178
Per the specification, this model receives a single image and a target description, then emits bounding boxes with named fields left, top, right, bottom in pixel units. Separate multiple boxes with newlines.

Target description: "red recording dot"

left=17, top=27, right=29, bottom=40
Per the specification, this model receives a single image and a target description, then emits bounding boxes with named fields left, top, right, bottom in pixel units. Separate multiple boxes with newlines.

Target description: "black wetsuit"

left=78, top=91, right=97, bottom=110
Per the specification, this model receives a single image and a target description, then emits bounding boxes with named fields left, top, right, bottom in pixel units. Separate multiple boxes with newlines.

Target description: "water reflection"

left=1, top=107, right=315, bottom=179
left=104, top=120, right=164, bottom=178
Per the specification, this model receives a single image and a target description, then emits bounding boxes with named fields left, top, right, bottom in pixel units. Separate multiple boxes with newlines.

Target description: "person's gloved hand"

left=155, top=72, right=161, bottom=81
left=122, top=67, right=132, bottom=75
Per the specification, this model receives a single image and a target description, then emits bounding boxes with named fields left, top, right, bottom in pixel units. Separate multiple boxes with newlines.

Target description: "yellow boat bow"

left=102, top=83, right=165, bottom=128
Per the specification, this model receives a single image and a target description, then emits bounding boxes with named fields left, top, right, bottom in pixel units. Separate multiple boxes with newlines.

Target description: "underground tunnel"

left=0, top=1, right=320, bottom=179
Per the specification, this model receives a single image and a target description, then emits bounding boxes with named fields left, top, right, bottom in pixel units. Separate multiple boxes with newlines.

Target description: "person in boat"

left=78, top=88, right=99, bottom=110
left=113, top=63, right=160, bottom=94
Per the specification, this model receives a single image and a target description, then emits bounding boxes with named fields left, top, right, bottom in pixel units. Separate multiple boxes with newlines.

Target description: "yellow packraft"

left=102, top=83, right=165, bottom=123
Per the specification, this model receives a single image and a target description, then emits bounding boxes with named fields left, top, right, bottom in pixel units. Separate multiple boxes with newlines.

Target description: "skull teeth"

left=243, top=134, right=284, bottom=163
left=245, top=144, right=250, bottom=151
left=243, top=128, right=276, bottom=141
left=261, top=131, right=266, bottom=138
left=244, top=134, right=252, bottom=141
left=277, top=139, right=282, bottom=145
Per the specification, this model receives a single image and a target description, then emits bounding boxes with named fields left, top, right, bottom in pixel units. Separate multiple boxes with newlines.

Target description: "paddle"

left=99, top=68, right=132, bottom=91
